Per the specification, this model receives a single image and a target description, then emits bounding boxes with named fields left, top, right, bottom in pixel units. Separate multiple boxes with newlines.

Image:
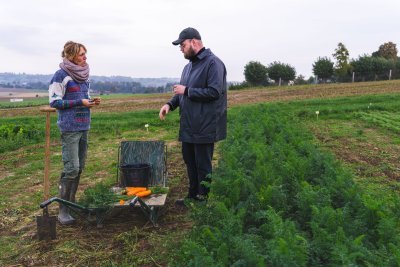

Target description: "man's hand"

left=173, top=84, right=186, bottom=95
left=159, top=104, right=170, bottom=120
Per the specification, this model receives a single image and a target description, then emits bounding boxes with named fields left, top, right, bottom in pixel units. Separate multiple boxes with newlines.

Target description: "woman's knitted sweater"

left=49, top=69, right=91, bottom=132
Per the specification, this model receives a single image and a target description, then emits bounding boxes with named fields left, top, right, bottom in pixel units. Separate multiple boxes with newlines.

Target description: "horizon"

left=0, top=72, right=248, bottom=83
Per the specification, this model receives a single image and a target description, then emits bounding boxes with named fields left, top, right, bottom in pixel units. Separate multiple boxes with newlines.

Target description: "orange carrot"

left=126, top=187, right=147, bottom=192
left=135, top=189, right=152, bottom=198
left=126, top=187, right=147, bottom=196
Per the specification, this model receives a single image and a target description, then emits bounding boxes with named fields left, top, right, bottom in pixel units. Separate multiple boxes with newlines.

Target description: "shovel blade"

left=37, top=215, right=57, bottom=240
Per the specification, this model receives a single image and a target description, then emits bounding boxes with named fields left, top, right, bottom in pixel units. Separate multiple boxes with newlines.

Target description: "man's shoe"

left=175, top=198, right=186, bottom=206
left=175, top=195, right=199, bottom=206
left=195, top=194, right=207, bottom=201
left=175, top=195, right=207, bottom=206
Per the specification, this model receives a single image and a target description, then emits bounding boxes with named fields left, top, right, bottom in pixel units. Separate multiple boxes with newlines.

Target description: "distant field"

left=2, top=80, right=400, bottom=116
left=0, top=88, right=48, bottom=102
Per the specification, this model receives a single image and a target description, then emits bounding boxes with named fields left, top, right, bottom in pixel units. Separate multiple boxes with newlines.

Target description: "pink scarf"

left=59, top=58, right=90, bottom=83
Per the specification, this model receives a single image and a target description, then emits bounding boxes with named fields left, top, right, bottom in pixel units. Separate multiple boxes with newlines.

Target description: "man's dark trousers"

left=182, top=142, right=215, bottom=198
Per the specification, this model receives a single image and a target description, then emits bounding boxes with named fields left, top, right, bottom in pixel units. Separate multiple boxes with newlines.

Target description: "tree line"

left=232, top=41, right=399, bottom=89
left=0, top=73, right=177, bottom=95
left=0, top=80, right=171, bottom=94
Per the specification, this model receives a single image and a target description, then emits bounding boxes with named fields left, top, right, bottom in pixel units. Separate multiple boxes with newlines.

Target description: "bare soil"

left=312, top=123, right=400, bottom=182
left=0, top=88, right=48, bottom=101
left=2, top=81, right=400, bottom=117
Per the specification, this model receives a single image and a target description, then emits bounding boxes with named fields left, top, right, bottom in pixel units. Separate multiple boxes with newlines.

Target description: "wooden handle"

left=40, top=106, right=56, bottom=113
left=43, top=108, right=54, bottom=200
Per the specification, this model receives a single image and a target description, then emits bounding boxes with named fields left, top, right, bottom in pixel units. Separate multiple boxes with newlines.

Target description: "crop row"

left=357, top=111, right=400, bottom=133
left=173, top=104, right=400, bottom=266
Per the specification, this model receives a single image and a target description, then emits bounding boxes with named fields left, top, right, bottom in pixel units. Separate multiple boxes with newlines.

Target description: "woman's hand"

left=92, top=97, right=101, bottom=105
left=82, top=99, right=96, bottom=107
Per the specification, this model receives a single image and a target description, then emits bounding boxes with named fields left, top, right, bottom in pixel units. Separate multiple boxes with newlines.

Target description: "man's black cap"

left=172, top=27, right=201, bottom=45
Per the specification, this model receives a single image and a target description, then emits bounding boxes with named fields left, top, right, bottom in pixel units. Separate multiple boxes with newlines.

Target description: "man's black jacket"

left=168, top=48, right=227, bottom=144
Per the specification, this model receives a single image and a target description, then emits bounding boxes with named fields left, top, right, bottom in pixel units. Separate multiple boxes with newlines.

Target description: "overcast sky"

left=0, top=0, right=399, bottom=82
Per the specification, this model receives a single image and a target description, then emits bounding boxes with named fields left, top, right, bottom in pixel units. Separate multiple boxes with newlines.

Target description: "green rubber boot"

left=58, top=179, right=76, bottom=225
left=69, top=170, right=81, bottom=203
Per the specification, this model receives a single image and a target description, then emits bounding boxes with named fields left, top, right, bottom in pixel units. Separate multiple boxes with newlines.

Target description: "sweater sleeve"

left=49, top=77, right=83, bottom=109
left=50, top=99, right=83, bottom=109
left=49, top=80, right=65, bottom=103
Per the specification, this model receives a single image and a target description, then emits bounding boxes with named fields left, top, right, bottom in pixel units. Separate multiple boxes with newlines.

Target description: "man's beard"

left=184, top=46, right=196, bottom=59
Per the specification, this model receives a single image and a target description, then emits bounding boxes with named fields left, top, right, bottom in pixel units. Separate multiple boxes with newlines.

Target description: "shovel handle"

left=40, top=107, right=56, bottom=201
left=40, top=106, right=56, bottom=113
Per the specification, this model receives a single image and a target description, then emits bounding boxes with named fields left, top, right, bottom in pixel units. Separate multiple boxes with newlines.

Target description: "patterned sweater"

left=49, top=69, right=91, bottom=132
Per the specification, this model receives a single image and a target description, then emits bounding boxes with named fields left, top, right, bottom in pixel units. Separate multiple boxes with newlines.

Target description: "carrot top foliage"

left=173, top=103, right=400, bottom=266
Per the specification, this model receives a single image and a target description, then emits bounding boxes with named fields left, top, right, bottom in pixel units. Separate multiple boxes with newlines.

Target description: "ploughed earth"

left=2, top=81, right=400, bottom=117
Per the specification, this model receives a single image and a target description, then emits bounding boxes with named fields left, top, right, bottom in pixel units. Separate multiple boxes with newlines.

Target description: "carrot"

left=126, top=187, right=147, bottom=192
left=135, top=189, right=152, bottom=198
left=126, top=187, right=147, bottom=196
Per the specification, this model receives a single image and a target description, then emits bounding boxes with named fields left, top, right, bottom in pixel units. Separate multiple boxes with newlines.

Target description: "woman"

left=48, top=41, right=100, bottom=224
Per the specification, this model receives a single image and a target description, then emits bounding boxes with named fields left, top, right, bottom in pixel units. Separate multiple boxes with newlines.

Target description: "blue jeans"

left=61, top=131, right=88, bottom=181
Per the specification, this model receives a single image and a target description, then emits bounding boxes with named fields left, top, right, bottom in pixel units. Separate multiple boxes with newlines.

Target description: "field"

left=2, top=80, right=400, bottom=116
left=0, top=88, right=48, bottom=103
left=0, top=80, right=400, bottom=266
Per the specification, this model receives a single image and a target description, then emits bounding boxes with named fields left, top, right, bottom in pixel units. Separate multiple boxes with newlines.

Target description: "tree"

left=351, top=55, right=374, bottom=81
left=267, top=61, right=296, bottom=83
left=307, top=76, right=316, bottom=84
left=244, top=61, right=268, bottom=86
left=372, top=41, right=398, bottom=60
left=294, top=74, right=308, bottom=85
left=395, top=58, right=400, bottom=79
left=332, top=42, right=352, bottom=81
left=351, top=55, right=394, bottom=81
left=312, top=57, right=334, bottom=82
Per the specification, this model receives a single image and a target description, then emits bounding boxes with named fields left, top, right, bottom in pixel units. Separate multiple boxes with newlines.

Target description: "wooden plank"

left=139, top=193, right=167, bottom=207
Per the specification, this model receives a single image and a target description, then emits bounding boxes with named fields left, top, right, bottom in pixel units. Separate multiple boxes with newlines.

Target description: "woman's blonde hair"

left=61, top=41, right=87, bottom=61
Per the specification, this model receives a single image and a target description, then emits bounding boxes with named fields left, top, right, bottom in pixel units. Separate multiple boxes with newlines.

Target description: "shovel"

left=37, top=106, right=57, bottom=240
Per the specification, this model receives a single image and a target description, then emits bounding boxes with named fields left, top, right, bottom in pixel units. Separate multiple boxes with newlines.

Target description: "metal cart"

left=39, top=140, right=168, bottom=227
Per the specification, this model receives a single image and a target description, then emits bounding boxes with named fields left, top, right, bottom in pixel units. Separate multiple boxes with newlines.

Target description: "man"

left=49, top=41, right=100, bottom=224
left=159, top=27, right=227, bottom=204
